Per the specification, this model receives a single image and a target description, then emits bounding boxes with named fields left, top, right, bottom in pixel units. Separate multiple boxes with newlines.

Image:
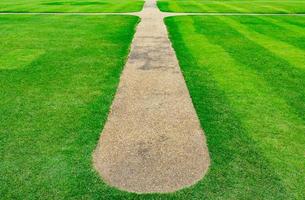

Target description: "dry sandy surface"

left=93, top=0, right=210, bottom=194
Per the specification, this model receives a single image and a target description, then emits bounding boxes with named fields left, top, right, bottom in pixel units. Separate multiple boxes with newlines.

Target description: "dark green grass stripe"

left=191, top=2, right=212, bottom=12
left=218, top=3, right=248, bottom=12
left=194, top=16, right=305, bottom=122
left=156, top=1, right=170, bottom=11
left=216, top=16, right=305, bottom=70
left=191, top=16, right=305, bottom=197
left=235, top=16, right=305, bottom=51
left=157, top=0, right=305, bottom=13
left=279, top=16, right=305, bottom=28
left=260, top=16, right=305, bottom=36
left=221, top=3, right=290, bottom=13
left=164, top=16, right=290, bottom=199
left=0, top=0, right=144, bottom=13
left=0, top=15, right=142, bottom=199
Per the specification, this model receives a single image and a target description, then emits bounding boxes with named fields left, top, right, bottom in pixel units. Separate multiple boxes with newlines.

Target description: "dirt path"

left=92, top=0, right=210, bottom=193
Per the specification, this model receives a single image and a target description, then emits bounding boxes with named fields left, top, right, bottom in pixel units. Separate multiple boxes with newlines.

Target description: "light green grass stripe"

left=185, top=16, right=304, bottom=196
left=219, top=3, right=289, bottom=13
left=279, top=16, right=305, bottom=27
left=211, top=2, right=249, bottom=13
left=216, top=3, right=287, bottom=13
left=217, top=16, right=305, bottom=70
left=191, top=16, right=305, bottom=198
left=191, top=16, right=305, bottom=161
left=167, top=16, right=289, bottom=199
left=178, top=1, right=211, bottom=12
left=218, top=3, right=248, bottom=12
left=260, top=4, right=290, bottom=13
left=209, top=16, right=305, bottom=121
left=262, top=16, right=305, bottom=35
left=193, top=2, right=212, bottom=12
left=158, top=0, right=305, bottom=13
left=238, top=16, right=305, bottom=51
left=0, top=0, right=144, bottom=13
left=0, top=15, right=141, bottom=199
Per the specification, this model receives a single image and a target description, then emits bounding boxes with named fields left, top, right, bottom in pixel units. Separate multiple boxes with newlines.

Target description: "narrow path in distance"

left=93, top=0, right=210, bottom=193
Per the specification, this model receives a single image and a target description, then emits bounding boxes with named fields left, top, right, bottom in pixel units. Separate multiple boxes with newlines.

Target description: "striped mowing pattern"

left=158, top=0, right=305, bottom=13
left=165, top=16, right=305, bottom=199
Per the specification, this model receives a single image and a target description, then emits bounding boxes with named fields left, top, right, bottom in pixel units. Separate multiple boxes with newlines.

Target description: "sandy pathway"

left=93, top=0, right=210, bottom=193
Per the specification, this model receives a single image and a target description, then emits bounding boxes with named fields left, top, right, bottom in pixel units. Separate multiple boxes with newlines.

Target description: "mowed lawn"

left=158, top=0, right=305, bottom=13
left=0, top=0, right=144, bottom=12
left=0, top=15, right=140, bottom=199
left=165, top=16, right=305, bottom=199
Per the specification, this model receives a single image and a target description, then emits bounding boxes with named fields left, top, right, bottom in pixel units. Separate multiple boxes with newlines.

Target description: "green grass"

left=1, top=6, right=305, bottom=200
left=158, top=0, right=305, bottom=13
left=163, top=15, right=305, bottom=199
left=0, top=15, right=141, bottom=199
left=0, top=0, right=144, bottom=13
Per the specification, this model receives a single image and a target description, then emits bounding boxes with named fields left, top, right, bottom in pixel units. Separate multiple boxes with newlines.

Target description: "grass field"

left=158, top=0, right=305, bottom=13
left=164, top=15, right=305, bottom=199
left=0, top=0, right=144, bottom=13
left=0, top=15, right=140, bottom=199
left=1, top=0, right=305, bottom=199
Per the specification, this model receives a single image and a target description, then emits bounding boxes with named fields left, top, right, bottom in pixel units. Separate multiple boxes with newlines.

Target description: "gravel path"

left=93, top=0, right=210, bottom=193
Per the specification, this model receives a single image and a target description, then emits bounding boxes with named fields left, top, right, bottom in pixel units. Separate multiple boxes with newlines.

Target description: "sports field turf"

left=158, top=0, right=305, bottom=13
left=1, top=0, right=305, bottom=198
left=0, top=15, right=140, bottom=199
left=0, top=0, right=144, bottom=12
left=165, top=15, right=305, bottom=199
